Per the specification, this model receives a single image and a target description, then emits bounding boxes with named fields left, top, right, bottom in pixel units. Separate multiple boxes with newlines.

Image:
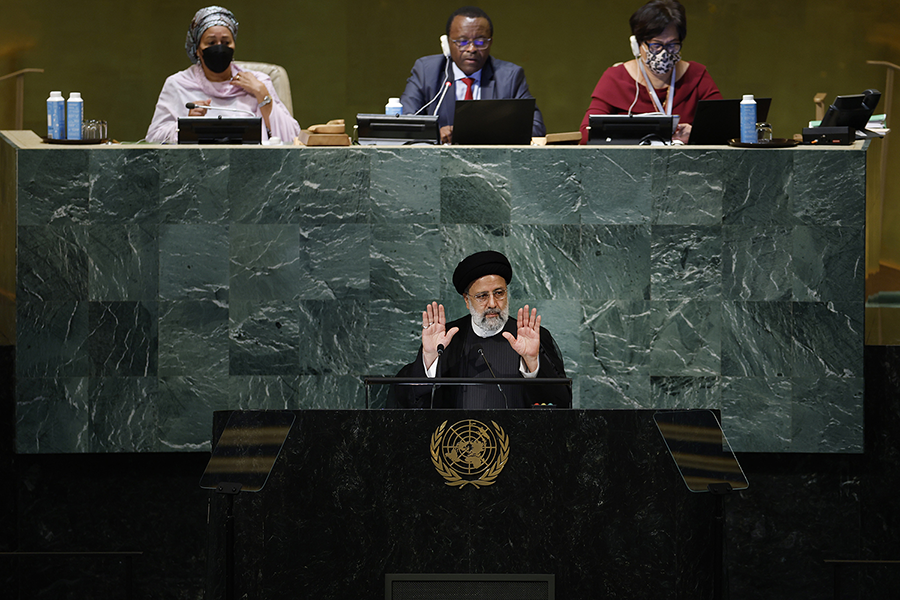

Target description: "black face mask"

left=201, top=44, right=234, bottom=73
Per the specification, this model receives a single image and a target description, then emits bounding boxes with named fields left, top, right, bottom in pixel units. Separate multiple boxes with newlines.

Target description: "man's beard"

left=469, top=305, right=509, bottom=333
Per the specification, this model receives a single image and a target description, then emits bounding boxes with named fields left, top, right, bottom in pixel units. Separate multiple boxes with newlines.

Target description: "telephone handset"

left=440, top=35, right=450, bottom=57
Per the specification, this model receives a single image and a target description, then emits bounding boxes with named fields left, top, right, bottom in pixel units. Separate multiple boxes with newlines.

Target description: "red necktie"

left=462, top=77, right=474, bottom=100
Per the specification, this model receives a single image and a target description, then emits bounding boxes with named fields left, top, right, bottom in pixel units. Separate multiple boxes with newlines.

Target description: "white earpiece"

left=630, top=35, right=640, bottom=58
left=440, top=34, right=450, bottom=57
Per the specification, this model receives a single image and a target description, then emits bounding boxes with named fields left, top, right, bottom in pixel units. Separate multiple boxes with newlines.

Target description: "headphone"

left=629, top=35, right=640, bottom=58
left=440, top=34, right=450, bottom=57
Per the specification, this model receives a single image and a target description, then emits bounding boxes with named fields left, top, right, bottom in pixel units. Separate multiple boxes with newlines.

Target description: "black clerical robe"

left=389, top=316, right=570, bottom=409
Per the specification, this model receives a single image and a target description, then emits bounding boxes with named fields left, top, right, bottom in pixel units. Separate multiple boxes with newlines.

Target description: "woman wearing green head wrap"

left=146, top=5, right=300, bottom=144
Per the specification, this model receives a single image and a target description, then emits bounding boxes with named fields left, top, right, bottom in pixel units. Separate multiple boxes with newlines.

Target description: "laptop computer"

left=452, top=98, right=535, bottom=145
left=688, top=98, right=772, bottom=145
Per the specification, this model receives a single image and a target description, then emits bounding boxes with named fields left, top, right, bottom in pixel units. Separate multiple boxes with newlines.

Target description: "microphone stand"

left=476, top=346, right=509, bottom=409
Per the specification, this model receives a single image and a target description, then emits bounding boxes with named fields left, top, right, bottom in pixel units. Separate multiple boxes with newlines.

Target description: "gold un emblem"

left=431, top=419, right=509, bottom=488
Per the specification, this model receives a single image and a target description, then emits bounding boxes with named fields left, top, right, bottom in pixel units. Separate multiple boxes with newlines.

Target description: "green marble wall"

left=5, top=137, right=866, bottom=453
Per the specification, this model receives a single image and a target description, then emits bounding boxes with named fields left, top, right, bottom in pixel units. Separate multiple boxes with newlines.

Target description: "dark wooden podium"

left=205, top=409, right=716, bottom=599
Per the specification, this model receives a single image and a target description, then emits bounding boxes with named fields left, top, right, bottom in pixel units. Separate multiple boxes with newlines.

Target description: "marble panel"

left=89, top=376, right=161, bottom=452
left=650, top=225, right=723, bottom=300
left=722, top=225, right=793, bottom=301
left=509, top=148, right=582, bottom=224
left=297, top=299, right=368, bottom=376
left=792, top=149, right=866, bottom=228
left=158, top=300, right=229, bottom=378
left=16, top=150, right=89, bottom=225
left=505, top=224, right=582, bottom=300
left=88, top=149, right=160, bottom=223
left=579, top=148, right=652, bottom=224
left=158, top=223, right=229, bottom=301
left=791, top=376, right=864, bottom=452
left=230, top=148, right=371, bottom=224
left=722, top=301, right=793, bottom=378
left=367, top=299, right=428, bottom=377
left=159, top=148, right=230, bottom=224
left=440, top=148, right=511, bottom=224
left=157, top=375, right=235, bottom=451
left=294, top=374, right=366, bottom=409
left=229, top=224, right=301, bottom=302
left=87, top=224, right=159, bottom=301
left=296, top=223, right=371, bottom=300
left=720, top=376, right=792, bottom=452
left=651, top=149, right=723, bottom=225
left=792, top=301, right=863, bottom=378
left=581, top=224, right=651, bottom=300
left=370, top=223, right=441, bottom=302
left=370, top=148, right=441, bottom=224
left=578, top=374, right=651, bottom=408
left=580, top=300, right=651, bottom=377
left=649, top=300, right=721, bottom=376
left=16, top=377, right=89, bottom=453
left=721, top=149, right=794, bottom=226
left=87, top=301, right=158, bottom=377
left=228, top=375, right=301, bottom=409
left=649, top=375, right=721, bottom=409
left=16, top=300, right=89, bottom=378
left=229, top=300, right=300, bottom=375
left=792, top=225, right=865, bottom=302
left=17, top=225, right=89, bottom=303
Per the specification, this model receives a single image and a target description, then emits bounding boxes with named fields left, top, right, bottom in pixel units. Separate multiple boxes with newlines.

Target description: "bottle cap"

left=742, top=94, right=754, bottom=101
left=50, top=91, right=63, bottom=98
left=69, top=92, right=82, bottom=100
left=388, top=97, right=400, bottom=103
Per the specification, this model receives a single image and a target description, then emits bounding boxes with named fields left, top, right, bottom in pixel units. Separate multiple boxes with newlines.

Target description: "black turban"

left=452, top=251, right=513, bottom=295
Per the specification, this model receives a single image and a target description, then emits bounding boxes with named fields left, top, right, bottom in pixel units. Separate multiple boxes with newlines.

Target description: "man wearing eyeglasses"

left=390, top=251, right=570, bottom=409
left=399, top=6, right=546, bottom=144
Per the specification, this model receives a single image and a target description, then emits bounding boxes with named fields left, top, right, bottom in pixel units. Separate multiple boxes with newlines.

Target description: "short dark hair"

left=446, top=6, right=493, bottom=37
left=630, top=0, right=687, bottom=44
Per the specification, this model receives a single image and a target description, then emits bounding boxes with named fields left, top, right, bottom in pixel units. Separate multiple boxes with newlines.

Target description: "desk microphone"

left=430, top=344, right=446, bottom=409
left=474, top=345, right=509, bottom=409
left=185, top=102, right=256, bottom=117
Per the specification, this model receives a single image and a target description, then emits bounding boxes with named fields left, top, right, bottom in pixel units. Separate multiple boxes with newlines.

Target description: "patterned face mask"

left=645, top=47, right=681, bottom=76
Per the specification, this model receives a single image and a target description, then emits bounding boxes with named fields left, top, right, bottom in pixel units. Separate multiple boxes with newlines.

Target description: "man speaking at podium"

left=390, top=251, right=570, bottom=409
left=399, top=6, right=546, bottom=144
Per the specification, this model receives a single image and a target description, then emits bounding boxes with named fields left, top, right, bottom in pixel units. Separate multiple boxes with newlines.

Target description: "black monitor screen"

left=356, top=114, right=440, bottom=145
left=820, top=89, right=881, bottom=130
left=177, top=117, right=262, bottom=144
left=588, top=114, right=677, bottom=145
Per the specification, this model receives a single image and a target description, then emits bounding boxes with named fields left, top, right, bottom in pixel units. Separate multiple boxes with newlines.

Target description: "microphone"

left=474, top=345, right=509, bottom=409
left=430, top=344, right=445, bottom=409
left=185, top=102, right=256, bottom=117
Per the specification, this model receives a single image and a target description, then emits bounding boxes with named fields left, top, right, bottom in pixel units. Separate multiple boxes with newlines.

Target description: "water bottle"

left=740, top=94, right=757, bottom=144
left=67, top=92, right=83, bottom=140
left=385, top=97, right=403, bottom=116
left=47, top=91, right=65, bottom=139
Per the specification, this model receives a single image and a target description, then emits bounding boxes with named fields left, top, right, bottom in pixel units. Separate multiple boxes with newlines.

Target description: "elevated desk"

left=0, top=131, right=867, bottom=453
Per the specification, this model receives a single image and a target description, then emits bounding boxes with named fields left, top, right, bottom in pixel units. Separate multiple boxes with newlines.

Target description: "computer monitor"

left=177, top=116, right=262, bottom=144
left=820, top=89, right=881, bottom=131
left=356, top=114, right=440, bottom=145
left=587, top=114, right=678, bottom=145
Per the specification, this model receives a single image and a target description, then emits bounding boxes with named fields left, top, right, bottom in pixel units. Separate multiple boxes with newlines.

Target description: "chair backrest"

left=234, top=61, right=294, bottom=116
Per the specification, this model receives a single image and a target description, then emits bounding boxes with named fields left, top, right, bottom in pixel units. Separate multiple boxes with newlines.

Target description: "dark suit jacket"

left=400, top=54, right=546, bottom=137
left=389, top=316, right=570, bottom=409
